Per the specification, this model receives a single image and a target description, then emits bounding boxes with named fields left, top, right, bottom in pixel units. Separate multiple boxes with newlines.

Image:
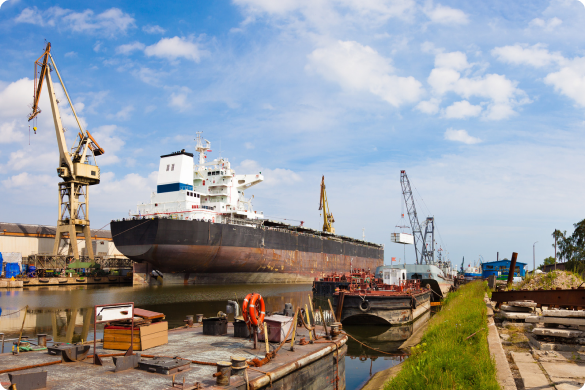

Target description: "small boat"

left=76, top=278, right=86, bottom=283
left=333, top=268, right=431, bottom=326
left=38, top=278, right=50, bottom=283
left=93, top=277, right=102, bottom=282
left=58, top=279, right=68, bottom=284
left=108, top=277, right=118, bottom=282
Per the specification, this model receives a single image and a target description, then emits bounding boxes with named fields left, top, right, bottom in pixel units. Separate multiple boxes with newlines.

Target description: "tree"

left=542, top=256, right=556, bottom=267
left=538, top=256, right=556, bottom=270
left=554, top=219, right=585, bottom=273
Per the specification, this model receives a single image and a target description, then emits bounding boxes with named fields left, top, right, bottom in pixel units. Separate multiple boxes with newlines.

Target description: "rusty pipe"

left=507, top=252, right=518, bottom=287
left=0, top=359, right=62, bottom=374
left=248, top=335, right=347, bottom=390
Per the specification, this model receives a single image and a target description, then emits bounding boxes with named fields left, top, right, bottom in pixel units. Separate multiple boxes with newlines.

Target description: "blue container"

left=28, top=265, right=37, bottom=277
left=5, top=263, right=21, bottom=279
left=0, top=252, right=3, bottom=277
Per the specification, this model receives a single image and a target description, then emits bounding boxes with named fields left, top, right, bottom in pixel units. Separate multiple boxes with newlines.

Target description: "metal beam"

left=491, top=289, right=585, bottom=308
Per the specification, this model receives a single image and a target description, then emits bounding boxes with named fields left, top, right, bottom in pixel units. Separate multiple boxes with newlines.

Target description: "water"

left=0, top=284, right=412, bottom=389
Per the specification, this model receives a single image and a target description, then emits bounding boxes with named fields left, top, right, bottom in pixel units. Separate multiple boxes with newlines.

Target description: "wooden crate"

left=103, top=321, right=168, bottom=351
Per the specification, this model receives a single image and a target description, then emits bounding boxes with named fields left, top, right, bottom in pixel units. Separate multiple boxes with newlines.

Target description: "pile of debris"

left=497, top=300, right=538, bottom=327
left=526, top=309, right=585, bottom=352
left=515, top=270, right=583, bottom=291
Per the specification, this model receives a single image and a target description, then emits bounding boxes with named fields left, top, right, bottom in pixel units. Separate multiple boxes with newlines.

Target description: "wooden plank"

left=104, top=341, right=142, bottom=350
left=134, top=308, right=165, bottom=320
left=104, top=334, right=141, bottom=343
left=140, top=334, right=168, bottom=350
left=139, top=321, right=168, bottom=337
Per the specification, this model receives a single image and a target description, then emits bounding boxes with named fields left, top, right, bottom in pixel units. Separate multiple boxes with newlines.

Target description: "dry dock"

left=0, top=323, right=347, bottom=390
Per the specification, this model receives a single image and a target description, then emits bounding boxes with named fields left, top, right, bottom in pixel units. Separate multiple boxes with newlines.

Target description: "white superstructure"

left=134, top=133, right=264, bottom=223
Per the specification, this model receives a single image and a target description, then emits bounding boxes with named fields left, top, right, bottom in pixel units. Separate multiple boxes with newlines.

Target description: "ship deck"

left=0, top=323, right=347, bottom=390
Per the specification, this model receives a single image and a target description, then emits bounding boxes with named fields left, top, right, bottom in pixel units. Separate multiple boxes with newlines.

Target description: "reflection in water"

left=0, top=284, right=428, bottom=390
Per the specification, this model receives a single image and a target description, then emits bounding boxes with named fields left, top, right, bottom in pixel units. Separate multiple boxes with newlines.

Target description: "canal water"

left=0, top=284, right=410, bottom=389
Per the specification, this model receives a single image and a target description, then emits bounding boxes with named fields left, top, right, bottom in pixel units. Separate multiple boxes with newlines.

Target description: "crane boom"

left=319, top=176, right=335, bottom=234
left=400, top=170, right=434, bottom=264
left=28, top=42, right=104, bottom=262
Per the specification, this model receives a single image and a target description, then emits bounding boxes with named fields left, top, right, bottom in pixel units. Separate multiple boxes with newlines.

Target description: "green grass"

left=384, top=281, right=499, bottom=390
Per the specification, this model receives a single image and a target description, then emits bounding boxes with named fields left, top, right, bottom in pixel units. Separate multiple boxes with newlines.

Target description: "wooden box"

left=103, top=321, right=168, bottom=351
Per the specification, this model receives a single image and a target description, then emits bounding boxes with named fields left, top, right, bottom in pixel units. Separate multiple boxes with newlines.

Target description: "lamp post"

left=533, top=241, right=538, bottom=273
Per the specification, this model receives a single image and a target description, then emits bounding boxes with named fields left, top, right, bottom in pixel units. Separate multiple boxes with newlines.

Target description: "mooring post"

left=290, top=309, right=298, bottom=351
left=507, top=252, right=518, bottom=288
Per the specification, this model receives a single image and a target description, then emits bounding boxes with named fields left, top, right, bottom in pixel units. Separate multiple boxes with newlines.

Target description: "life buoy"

left=212, top=217, right=215, bottom=223
left=359, top=300, right=371, bottom=312
left=242, top=293, right=253, bottom=324
left=248, top=293, right=266, bottom=326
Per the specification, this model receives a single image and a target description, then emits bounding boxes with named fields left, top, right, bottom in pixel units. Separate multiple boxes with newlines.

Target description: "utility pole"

left=533, top=241, right=538, bottom=273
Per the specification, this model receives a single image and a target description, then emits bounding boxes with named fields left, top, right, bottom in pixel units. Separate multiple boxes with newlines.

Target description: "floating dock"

left=0, top=323, right=347, bottom=390
left=0, top=276, right=132, bottom=288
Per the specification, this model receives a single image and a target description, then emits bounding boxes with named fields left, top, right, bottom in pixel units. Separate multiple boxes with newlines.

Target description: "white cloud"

left=2, top=172, right=54, bottom=189
left=142, top=24, right=166, bottom=34
left=109, top=105, right=134, bottom=120
left=306, top=40, right=424, bottom=107
left=443, top=100, right=482, bottom=119
left=89, top=125, right=125, bottom=165
left=262, top=103, right=275, bottom=110
left=144, top=36, right=206, bottom=63
left=245, top=142, right=255, bottom=149
left=5, top=149, right=57, bottom=171
left=492, top=44, right=585, bottom=108
left=544, top=57, right=585, bottom=108
left=0, top=121, right=25, bottom=143
left=422, top=1, right=468, bottom=25
left=234, top=0, right=415, bottom=19
left=92, top=171, right=158, bottom=212
left=491, top=44, right=565, bottom=68
left=169, top=88, right=192, bottom=111
left=529, top=17, right=562, bottom=31
left=444, top=128, right=481, bottom=144
left=434, top=51, right=471, bottom=71
left=116, top=41, right=146, bottom=55
left=426, top=51, right=528, bottom=120
left=415, top=98, right=441, bottom=114
left=14, top=7, right=135, bottom=36
left=237, top=159, right=301, bottom=187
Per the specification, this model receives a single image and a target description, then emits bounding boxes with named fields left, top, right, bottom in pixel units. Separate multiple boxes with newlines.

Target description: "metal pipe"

left=0, top=333, right=4, bottom=353
left=0, top=360, right=62, bottom=374
left=507, top=252, right=518, bottom=287
left=37, top=334, right=47, bottom=347
left=248, top=336, right=347, bottom=390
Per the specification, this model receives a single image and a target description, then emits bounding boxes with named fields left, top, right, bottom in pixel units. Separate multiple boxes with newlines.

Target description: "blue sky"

left=1, top=0, right=584, bottom=269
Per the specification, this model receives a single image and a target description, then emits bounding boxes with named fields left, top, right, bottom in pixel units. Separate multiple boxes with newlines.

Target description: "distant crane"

left=319, top=176, right=335, bottom=234
left=400, top=170, right=434, bottom=264
left=28, top=42, right=104, bottom=262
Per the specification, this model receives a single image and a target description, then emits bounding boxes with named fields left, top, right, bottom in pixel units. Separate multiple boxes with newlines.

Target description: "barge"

left=333, top=268, right=431, bottom=325
left=111, top=134, right=383, bottom=285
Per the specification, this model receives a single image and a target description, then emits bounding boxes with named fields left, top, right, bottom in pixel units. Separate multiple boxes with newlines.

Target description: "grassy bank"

left=384, top=281, right=499, bottom=390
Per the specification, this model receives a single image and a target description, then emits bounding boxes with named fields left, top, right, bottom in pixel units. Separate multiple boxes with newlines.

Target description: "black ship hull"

left=110, top=218, right=384, bottom=284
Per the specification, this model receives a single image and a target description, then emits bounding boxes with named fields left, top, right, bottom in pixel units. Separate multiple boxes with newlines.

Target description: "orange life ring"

left=248, top=293, right=266, bottom=326
left=242, top=293, right=253, bottom=324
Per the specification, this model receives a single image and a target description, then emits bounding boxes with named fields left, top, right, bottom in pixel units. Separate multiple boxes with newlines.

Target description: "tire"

left=359, top=300, right=371, bottom=312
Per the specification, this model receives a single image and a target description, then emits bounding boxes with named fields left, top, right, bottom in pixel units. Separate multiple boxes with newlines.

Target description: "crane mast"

left=319, top=176, right=335, bottom=234
left=28, top=42, right=104, bottom=262
left=400, top=170, right=434, bottom=264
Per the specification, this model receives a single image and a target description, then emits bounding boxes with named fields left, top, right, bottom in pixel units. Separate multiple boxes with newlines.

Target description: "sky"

left=1, top=0, right=584, bottom=270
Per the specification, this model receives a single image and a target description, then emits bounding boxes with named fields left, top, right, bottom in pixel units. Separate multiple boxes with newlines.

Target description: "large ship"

left=110, top=134, right=384, bottom=284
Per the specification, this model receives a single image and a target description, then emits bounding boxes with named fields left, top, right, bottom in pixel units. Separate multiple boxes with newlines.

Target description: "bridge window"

left=171, top=164, right=175, bottom=171
left=166, top=165, right=170, bottom=171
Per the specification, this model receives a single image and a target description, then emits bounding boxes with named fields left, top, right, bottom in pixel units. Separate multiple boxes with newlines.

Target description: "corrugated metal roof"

left=0, top=222, right=112, bottom=239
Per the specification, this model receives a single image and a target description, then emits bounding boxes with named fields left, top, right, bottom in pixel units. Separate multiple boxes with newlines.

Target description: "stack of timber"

left=103, top=308, right=168, bottom=351
left=526, top=309, right=585, bottom=352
